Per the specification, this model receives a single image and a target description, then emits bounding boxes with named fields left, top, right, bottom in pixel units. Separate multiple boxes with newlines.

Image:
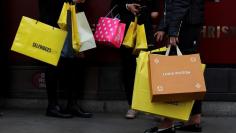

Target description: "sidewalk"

left=0, top=109, right=235, bottom=133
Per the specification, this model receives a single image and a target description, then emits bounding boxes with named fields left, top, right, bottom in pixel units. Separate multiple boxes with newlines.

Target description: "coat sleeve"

left=168, top=0, right=191, bottom=36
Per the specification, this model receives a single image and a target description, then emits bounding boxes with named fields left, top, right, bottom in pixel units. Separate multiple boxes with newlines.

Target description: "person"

left=38, top=0, right=92, bottom=118
left=111, top=0, right=160, bottom=119
left=144, top=0, right=204, bottom=132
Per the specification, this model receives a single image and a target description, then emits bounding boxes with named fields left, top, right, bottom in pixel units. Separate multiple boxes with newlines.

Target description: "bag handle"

left=105, top=5, right=118, bottom=17
left=150, top=47, right=168, bottom=53
left=165, top=45, right=183, bottom=56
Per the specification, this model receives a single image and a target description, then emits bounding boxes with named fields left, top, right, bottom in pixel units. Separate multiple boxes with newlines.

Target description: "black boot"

left=144, top=126, right=175, bottom=133
left=67, top=103, right=93, bottom=118
left=46, top=105, right=73, bottom=118
left=176, top=124, right=202, bottom=132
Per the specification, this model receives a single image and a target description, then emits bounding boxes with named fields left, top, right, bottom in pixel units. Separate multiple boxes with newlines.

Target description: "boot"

left=46, top=105, right=73, bottom=118
left=67, top=103, right=93, bottom=118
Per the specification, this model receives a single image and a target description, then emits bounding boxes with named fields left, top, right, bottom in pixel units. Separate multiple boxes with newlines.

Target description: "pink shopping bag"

left=94, top=17, right=120, bottom=45
left=94, top=5, right=125, bottom=48
left=112, top=23, right=126, bottom=48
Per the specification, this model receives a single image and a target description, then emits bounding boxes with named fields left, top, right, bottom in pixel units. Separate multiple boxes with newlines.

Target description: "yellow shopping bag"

left=71, top=5, right=81, bottom=53
left=122, top=17, right=137, bottom=48
left=132, top=24, right=148, bottom=55
left=11, top=16, right=67, bottom=66
left=58, top=3, right=80, bottom=53
left=132, top=49, right=194, bottom=121
left=58, top=2, right=70, bottom=30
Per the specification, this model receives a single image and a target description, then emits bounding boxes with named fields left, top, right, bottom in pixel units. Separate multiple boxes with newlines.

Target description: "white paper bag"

left=76, top=12, right=96, bottom=52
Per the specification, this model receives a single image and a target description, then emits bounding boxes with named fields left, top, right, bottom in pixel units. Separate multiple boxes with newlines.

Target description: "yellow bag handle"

left=150, top=47, right=168, bottom=53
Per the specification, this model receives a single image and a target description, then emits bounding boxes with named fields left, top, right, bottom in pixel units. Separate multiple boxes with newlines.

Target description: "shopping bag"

left=131, top=49, right=194, bottom=121
left=132, top=24, right=148, bottom=55
left=58, top=3, right=80, bottom=53
left=58, top=2, right=70, bottom=30
left=94, top=5, right=125, bottom=48
left=149, top=45, right=206, bottom=102
left=11, top=16, right=67, bottom=66
left=71, top=5, right=81, bottom=53
left=94, top=17, right=120, bottom=45
left=76, top=12, right=96, bottom=52
left=112, top=23, right=126, bottom=48
left=122, top=17, right=138, bottom=48
left=61, top=10, right=74, bottom=58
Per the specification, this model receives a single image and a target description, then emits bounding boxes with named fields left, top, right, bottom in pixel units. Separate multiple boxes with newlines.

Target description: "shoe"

left=144, top=127, right=158, bottom=133
left=125, top=109, right=137, bottom=119
left=157, top=127, right=175, bottom=133
left=46, top=105, right=73, bottom=118
left=67, top=105, right=93, bottom=118
left=144, top=127, right=175, bottom=133
left=176, top=124, right=202, bottom=132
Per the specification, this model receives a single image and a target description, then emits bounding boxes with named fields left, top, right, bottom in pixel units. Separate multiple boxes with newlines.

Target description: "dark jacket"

left=158, top=0, right=204, bottom=36
left=112, top=0, right=159, bottom=24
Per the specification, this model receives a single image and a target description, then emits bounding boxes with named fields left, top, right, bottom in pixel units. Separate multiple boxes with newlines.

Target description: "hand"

left=127, top=3, right=141, bottom=15
left=169, top=36, right=179, bottom=46
left=151, top=12, right=159, bottom=19
left=76, top=52, right=85, bottom=58
left=154, top=31, right=165, bottom=42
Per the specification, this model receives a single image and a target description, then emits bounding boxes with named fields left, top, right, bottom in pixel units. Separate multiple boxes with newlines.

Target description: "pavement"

left=0, top=109, right=235, bottom=133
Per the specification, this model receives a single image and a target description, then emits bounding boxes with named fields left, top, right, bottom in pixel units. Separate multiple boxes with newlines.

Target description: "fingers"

left=169, top=37, right=178, bottom=46
left=128, top=3, right=141, bottom=15
left=132, top=3, right=141, bottom=7
left=155, top=31, right=165, bottom=42
left=176, top=37, right=179, bottom=43
left=156, top=34, right=163, bottom=42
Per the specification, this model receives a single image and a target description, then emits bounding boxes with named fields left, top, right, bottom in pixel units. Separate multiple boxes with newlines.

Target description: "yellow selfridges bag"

left=58, top=2, right=69, bottom=30
left=132, top=49, right=206, bottom=121
left=58, top=3, right=80, bottom=53
left=11, top=16, right=67, bottom=66
left=131, top=48, right=204, bottom=121
left=122, top=17, right=137, bottom=48
left=132, top=24, right=148, bottom=55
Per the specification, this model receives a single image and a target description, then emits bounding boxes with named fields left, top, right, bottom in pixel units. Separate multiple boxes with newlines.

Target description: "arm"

left=168, top=0, right=191, bottom=37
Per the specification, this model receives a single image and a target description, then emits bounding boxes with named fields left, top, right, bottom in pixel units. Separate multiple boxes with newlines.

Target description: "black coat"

left=158, top=0, right=204, bottom=36
left=38, top=0, right=84, bottom=27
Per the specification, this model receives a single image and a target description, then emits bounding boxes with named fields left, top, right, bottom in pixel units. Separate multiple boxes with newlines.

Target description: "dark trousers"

left=45, top=58, right=86, bottom=106
left=121, top=46, right=137, bottom=106
left=175, top=24, right=203, bottom=115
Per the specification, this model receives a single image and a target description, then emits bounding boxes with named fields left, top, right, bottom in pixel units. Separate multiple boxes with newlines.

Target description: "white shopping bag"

left=76, top=12, right=96, bottom=52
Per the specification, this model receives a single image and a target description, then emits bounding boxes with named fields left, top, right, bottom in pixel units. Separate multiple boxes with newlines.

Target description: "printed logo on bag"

left=190, top=57, right=197, bottom=62
left=156, top=85, right=164, bottom=92
left=195, top=83, right=202, bottom=89
left=32, top=42, right=53, bottom=53
left=162, top=70, right=191, bottom=76
left=154, top=58, right=160, bottom=64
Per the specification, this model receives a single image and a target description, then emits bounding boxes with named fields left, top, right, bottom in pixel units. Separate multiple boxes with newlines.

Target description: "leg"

left=120, top=46, right=138, bottom=119
left=45, top=63, right=73, bottom=118
left=63, top=58, right=92, bottom=118
left=176, top=25, right=203, bottom=132
left=121, top=46, right=136, bottom=106
left=177, top=101, right=202, bottom=132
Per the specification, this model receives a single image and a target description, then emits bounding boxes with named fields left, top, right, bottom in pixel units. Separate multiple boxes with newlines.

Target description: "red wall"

left=200, top=0, right=236, bottom=64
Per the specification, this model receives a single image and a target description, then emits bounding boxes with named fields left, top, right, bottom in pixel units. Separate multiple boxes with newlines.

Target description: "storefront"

left=2, top=0, right=236, bottom=101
